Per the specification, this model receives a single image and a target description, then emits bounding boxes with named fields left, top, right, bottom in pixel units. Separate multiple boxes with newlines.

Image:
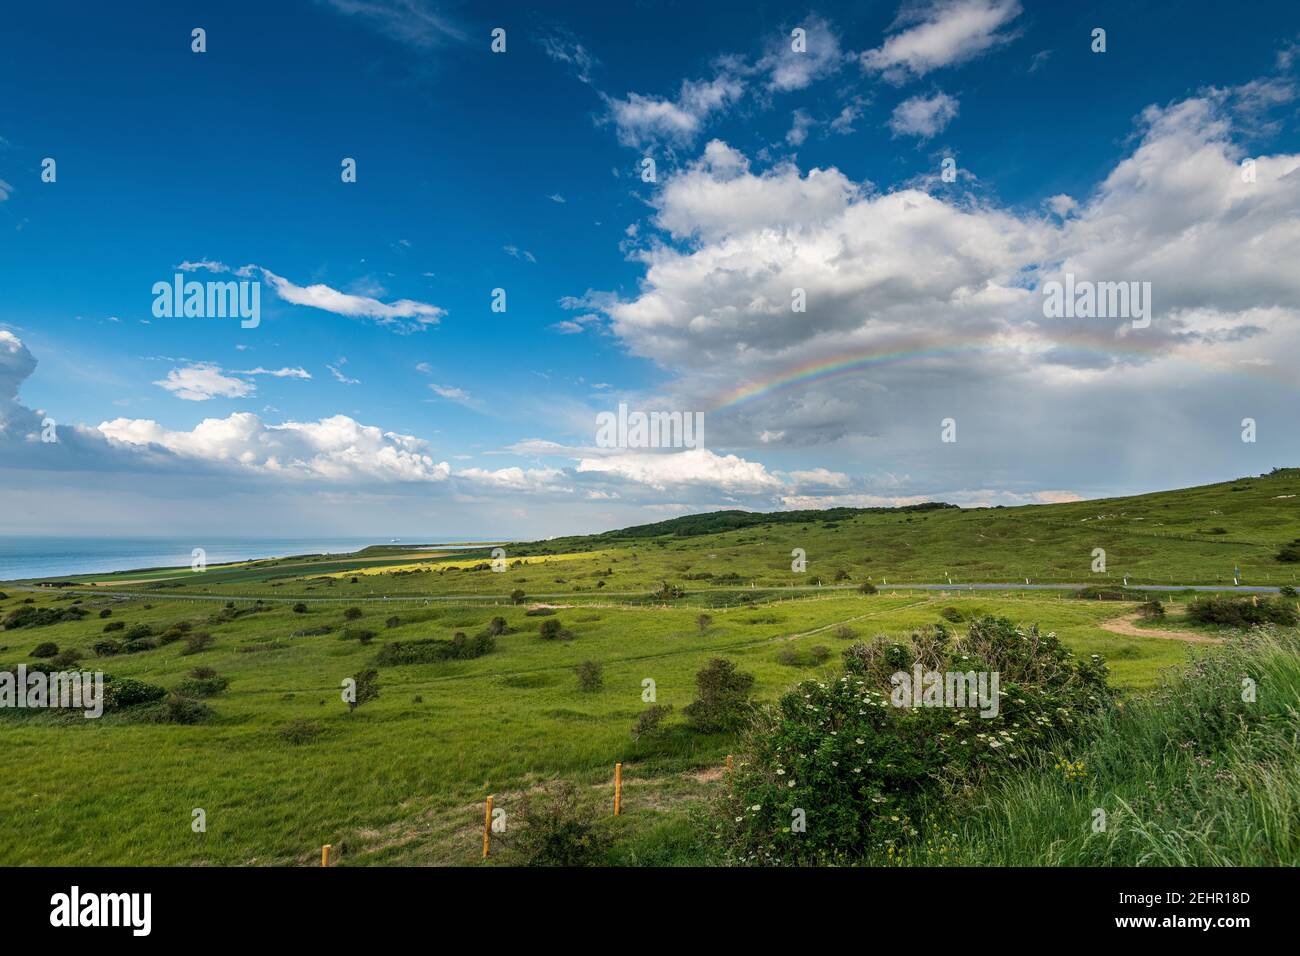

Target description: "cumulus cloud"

left=576, top=448, right=783, bottom=493
left=863, top=0, right=1021, bottom=82
left=154, top=364, right=255, bottom=402
left=98, top=412, right=452, bottom=483
left=889, top=90, right=959, bottom=138
left=567, top=75, right=1300, bottom=498
left=605, top=75, right=745, bottom=149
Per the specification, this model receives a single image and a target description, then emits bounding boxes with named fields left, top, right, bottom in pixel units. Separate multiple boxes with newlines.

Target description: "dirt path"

left=1101, top=612, right=1222, bottom=644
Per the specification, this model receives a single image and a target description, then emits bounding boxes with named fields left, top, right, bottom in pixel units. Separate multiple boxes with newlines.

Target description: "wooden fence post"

left=321, top=844, right=331, bottom=867
left=482, top=795, right=494, bottom=858
left=614, top=763, right=623, bottom=816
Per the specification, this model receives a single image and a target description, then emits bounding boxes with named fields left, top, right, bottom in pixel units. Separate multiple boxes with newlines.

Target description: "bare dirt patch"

left=1101, top=612, right=1222, bottom=644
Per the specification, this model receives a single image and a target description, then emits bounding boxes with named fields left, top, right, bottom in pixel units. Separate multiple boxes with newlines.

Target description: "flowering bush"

left=715, top=616, right=1113, bottom=864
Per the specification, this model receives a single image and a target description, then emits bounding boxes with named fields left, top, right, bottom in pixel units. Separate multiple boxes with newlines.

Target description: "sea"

left=0, top=536, right=445, bottom=581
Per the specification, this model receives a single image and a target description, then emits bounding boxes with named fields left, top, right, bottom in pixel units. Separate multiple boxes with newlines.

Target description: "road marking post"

left=321, top=844, right=331, bottom=867
left=482, top=795, right=494, bottom=858
left=614, top=763, right=623, bottom=816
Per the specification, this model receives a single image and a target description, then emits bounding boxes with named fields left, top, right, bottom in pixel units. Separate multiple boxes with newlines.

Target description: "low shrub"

left=716, top=616, right=1113, bottom=865
left=92, top=639, right=123, bottom=657
left=102, top=676, right=168, bottom=710
left=1186, top=596, right=1297, bottom=627
left=278, top=718, right=325, bottom=744
left=502, top=782, right=613, bottom=867
left=574, top=660, right=603, bottom=692
left=1137, top=599, right=1166, bottom=621
left=176, top=674, right=230, bottom=697
left=632, top=703, right=673, bottom=741
left=102, top=621, right=125, bottom=633
left=181, top=631, right=215, bottom=655
left=4, top=605, right=87, bottom=629
left=30, top=642, right=59, bottom=658
left=374, top=631, right=495, bottom=665
left=684, top=658, right=755, bottom=733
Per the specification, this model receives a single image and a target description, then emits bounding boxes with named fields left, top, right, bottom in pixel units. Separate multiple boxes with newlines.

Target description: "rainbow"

left=711, top=331, right=1289, bottom=412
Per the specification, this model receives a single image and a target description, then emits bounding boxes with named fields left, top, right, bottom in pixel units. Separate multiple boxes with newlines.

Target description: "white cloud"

left=576, top=448, right=783, bottom=493
left=605, top=75, right=744, bottom=148
left=784, top=468, right=852, bottom=488
left=503, top=245, right=537, bottom=263
left=321, top=0, right=466, bottom=49
left=259, top=267, right=444, bottom=332
left=457, top=466, right=568, bottom=492
left=327, top=364, right=361, bottom=385
left=759, top=16, right=848, bottom=92
left=154, top=364, right=255, bottom=402
left=98, top=412, right=452, bottom=483
left=235, top=366, right=312, bottom=379
left=786, top=109, right=815, bottom=146
left=428, top=383, right=479, bottom=409
left=0, top=178, right=13, bottom=202
left=889, top=90, right=959, bottom=138
left=863, top=0, right=1022, bottom=82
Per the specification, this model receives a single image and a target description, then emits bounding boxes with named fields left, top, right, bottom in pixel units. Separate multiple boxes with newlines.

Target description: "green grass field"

left=2, top=470, right=1298, bottom=866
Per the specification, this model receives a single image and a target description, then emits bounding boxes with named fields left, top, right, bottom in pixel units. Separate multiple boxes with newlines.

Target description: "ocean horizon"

left=0, top=536, right=473, bottom=581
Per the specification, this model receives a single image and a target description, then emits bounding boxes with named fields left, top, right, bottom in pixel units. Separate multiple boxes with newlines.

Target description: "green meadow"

left=2, top=469, right=1298, bottom=866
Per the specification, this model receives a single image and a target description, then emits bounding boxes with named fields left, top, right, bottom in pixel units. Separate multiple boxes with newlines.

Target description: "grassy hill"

left=2, top=470, right=1299, bottom=866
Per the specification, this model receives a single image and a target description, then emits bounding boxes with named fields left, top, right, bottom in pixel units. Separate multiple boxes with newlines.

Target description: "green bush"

left=632, top=703, right=673, bottom=740
left=716, top=617, right=1112, bottom=865
left=1137, top=599, right=1166, bottom=621
left=181, top=631, right=215, bottom=655
left=374, top=631, right=495, bottom=666
left=343, top=607, right=363, bottom=621
left=1186, top=596, right=1297, bottom=627
left=574, top=660, right=603, bottom=692
left=859, top=582, right=878, bottom=595
left=538, top=618, right=572, bottom=641
left=99, top=608, right=112, bottom=619
left=347, top=669, right=379, bottom=712
left=176, top=674, right=230, bottom=697
left=293, top=603, right=308, bottom=613
left=684, top=658, right=755, bottom=733
left=30, top=642, right=59, bottom=658
left=93, top=639, right=123, bottom=657
left=486, top=616, right=508, bottom=636
left=102, top=621, right=125, bottom=632
left=146, top=693, right=213, bottom=724
left=3, top=605, right=87, bottom=629
left=1275, top=539, right=1300, bottom=562
left=102, top=676, right=167, bottom=710
left=939, top=606, right=963, bottom=623
left=278, top=718, right=325, bottom=744
left=503, top=782, right=612, bottom=867
left=124, top=624, right=154, bottom=641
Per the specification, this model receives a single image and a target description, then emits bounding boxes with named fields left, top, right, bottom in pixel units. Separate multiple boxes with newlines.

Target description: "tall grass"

left=892, top=628, right=1300, bottom=866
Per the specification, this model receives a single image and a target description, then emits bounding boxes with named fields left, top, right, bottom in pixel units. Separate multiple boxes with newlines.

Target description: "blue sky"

left=2, top=0, right=1300, bottom=539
